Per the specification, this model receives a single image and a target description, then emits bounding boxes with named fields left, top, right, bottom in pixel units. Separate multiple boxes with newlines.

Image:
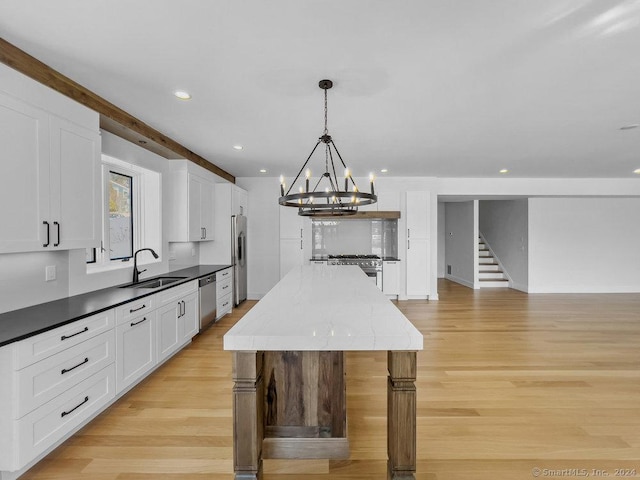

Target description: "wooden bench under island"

left=224, top=264, right=424, bottom=479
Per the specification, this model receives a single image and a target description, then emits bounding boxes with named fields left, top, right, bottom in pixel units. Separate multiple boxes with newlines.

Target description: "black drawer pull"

left=61, top=396, right=89, bottom=417
left=222, top=284, right=229, bottom=289
left=129, top=304, right=146, bottom=313
left=43, top=221, right=50, bottom=247
left=222, top=301, right=229, bottom=307
left=61, top=327, right=88, bottom=341
left=53, top=221, right=60, bottom=247
left=61, top=357, right=89, bottom=375
left=130, top=317, right=147, bottom=327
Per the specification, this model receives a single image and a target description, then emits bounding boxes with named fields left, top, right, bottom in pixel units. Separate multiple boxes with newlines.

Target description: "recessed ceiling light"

left=260, top=169, right=267, bottom=173
left=380, top=169, right=388, bottom=173
left=634, top=168, right=640, bottom=174
left=499, top=169, right=509, bottom=174
left=174, top=90, right=191, bottom=100
left=620, top=124, right=638, bottom=130
left=233, top=145, right=243, bottom=150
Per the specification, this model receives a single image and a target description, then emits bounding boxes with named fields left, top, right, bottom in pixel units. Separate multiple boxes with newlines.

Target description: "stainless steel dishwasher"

left=199, top=273, right=217, bottom=331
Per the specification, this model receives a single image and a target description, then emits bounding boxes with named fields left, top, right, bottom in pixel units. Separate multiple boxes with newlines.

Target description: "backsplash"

left=311, top=219, right=398, bottom=258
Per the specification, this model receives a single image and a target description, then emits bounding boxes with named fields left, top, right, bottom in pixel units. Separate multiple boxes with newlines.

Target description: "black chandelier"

left=278, top=79, right=377, bottom=217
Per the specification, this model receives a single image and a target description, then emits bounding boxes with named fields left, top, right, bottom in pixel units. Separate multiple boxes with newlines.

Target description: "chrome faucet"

left=132, top=248, right=159, bottom=284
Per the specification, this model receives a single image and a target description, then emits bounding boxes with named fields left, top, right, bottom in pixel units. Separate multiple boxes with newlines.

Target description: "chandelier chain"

left=324, top=87, right=328, bottom=135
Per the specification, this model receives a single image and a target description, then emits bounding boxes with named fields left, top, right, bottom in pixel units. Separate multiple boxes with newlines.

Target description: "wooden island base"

left=232, top=350, right=417, bottom=480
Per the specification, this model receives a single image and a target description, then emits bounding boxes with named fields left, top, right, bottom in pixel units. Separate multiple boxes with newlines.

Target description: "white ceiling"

left=1, top=0, right=640, bottom=179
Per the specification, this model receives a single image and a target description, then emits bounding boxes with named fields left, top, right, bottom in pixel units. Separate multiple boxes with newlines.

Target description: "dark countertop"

left=0, top=264, right=231, bottom=348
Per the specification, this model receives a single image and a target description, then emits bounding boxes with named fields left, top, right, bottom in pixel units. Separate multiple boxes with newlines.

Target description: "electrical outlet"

left=191, top=248, right=196, bottom=257
left=45, top=265, right=56, bottom=282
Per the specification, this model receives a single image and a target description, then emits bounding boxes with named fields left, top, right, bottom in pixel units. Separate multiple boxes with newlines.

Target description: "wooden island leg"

left=232, top=351, right=264, bottom=480
left=387, top=351, right=417, bottom=480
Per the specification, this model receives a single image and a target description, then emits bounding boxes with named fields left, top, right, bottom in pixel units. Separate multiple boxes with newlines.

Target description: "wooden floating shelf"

left=312, top=210, right=401, bottom=219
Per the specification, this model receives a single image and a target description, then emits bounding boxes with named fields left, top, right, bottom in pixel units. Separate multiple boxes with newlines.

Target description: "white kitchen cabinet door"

left=188, top=174, right=204, bottom=241
left=280, top=238, right=303, bottom=279
left=232, top=185, right=248, bottom=216
left=157, top=301, right=181, bottom=362
left=180, top=292, right=199, bottom=343
left=115, top=311, right=156, bottom=393
left=280, top=205, right=304, bottom=239
left=50, top=116, right=101, bottom=250
left=406, top=191, right=429, bottom=239
left=184, top=174, right=215, bottom=242
left=382, top=261, right=400, bottom=295
left=0, top=93, right=50, bottom=252
left=406, top=238, right=429, bottom=296
left=200, top=178, right=215, bottom=240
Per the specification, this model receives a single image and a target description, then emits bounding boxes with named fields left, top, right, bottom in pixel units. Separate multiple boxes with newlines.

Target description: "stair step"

left=478, top=251, right=492, bottom=257
left=479, top=258, right=497, bottom=264
left=479, top=279, right=510, bottom=288
left=478, top=264, right=501, bottom=271
left=479, top=272, right=505, bottom=280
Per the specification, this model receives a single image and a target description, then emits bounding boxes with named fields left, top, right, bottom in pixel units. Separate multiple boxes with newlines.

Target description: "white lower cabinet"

left=382, top=260, right=400, bottom=295
left=115, top=311, right=157, bottom=393
left=157, top=280, right=199, bottom=363
left=216, top=268, right=233, bottom=320
left=17, top=364, right=115, bottom=467
left=0, top=278, right=202, bottom=476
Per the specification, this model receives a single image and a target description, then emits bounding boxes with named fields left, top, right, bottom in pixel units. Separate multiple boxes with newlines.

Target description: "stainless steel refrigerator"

left=231, top=214, right=247, bottom=305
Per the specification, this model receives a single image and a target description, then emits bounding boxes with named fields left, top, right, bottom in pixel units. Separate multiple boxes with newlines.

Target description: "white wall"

left=528, top=197, right=640, bottom=293
left=479, top=200, right=528, bottom=291
left=437, top=202, right=446, bottom=278
left=444, top=201, right=477, bottom=288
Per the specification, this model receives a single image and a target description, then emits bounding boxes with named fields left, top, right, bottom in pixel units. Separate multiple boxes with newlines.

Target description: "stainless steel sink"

left=120, top=276, right=187, bottom=289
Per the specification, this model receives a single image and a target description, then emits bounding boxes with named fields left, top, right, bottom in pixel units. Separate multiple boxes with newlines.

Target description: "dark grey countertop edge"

left=0, top=264, right=232, bottom=348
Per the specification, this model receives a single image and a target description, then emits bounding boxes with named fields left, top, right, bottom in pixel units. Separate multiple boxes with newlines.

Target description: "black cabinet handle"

left=129, top=304, right=146, bottom=313
left=61, top=326, right=88, bottom=341
left=203, top=227, right=207, bottom=239
left=222, top=301, right=229, bottom=307
left=222, top=284, right=229, bottom=290
left=43, top=221, right=50, bottom=247
left=54, top=221, right=60, bottom=246
left=61, top=357, right=89, bottom=375
left=130, top=317, right=147, bottom=327
left=61, top=396, right=89, bottom=418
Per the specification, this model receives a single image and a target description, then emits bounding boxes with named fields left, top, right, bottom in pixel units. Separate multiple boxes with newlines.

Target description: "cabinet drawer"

left=216, top=277, right=232, bottom=299
left=115, top=296, right=156, bottom=326
left=15, top=330, right=115, bottom=419
left=17, top=364, right=115, bottom=468
left=15, top=309, right=115, bottom=370
left=158, top=280, right=198, bottom=306
left=217, top=292, right=233, bottom=319
left=217, top=267, right=232, bottom=282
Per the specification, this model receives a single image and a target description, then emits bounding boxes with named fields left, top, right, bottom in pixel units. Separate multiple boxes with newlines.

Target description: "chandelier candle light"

left=278, top=79, right=377, bottom=216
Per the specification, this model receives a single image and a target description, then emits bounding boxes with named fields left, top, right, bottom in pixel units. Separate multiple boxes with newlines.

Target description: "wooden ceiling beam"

left=0, top=37, right=235, bottom=183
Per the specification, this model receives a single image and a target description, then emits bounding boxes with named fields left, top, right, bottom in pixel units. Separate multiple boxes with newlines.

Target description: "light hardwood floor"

left=20, top=280, right=640, bottom=479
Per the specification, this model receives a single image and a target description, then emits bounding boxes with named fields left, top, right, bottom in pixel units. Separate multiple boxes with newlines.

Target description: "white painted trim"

left=528, top=285, right=640, bottom=294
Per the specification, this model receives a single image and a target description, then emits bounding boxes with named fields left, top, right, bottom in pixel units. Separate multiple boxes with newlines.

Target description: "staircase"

left=478, top=236, right=510, bottom=288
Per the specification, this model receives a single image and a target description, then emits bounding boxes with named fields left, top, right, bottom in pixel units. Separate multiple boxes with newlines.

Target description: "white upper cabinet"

left=50, top=116, right=101, bottom=249
left=0, top=93, right=50, bottom=252
left=0, top=68, right=100, bottom=254
left=167, top=161, right=216, bottom=242
left=232, top=185, right=248, bottom=216
left=406, top=191, right=429, bottom=239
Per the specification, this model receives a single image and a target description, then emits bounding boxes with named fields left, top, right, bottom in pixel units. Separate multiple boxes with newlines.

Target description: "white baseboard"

left=445, top=274, right=474, bottom=289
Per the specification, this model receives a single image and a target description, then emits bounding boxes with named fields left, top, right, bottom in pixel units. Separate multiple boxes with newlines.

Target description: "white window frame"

left=87, top=154, right=160, bottom=273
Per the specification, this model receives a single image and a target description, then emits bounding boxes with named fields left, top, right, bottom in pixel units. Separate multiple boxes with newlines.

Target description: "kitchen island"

left=224, top=264, right=423, bottom=479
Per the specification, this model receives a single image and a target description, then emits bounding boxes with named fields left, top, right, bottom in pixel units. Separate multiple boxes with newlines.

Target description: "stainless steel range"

left=327, top=255, right=382, bottom=288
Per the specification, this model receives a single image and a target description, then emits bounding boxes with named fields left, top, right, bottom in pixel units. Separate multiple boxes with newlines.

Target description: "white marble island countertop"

left=224, top=265, right=423, bottom=351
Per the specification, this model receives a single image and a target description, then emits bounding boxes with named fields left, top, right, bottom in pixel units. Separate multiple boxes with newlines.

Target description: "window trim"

left=107, top=170, right=135, bottom=261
